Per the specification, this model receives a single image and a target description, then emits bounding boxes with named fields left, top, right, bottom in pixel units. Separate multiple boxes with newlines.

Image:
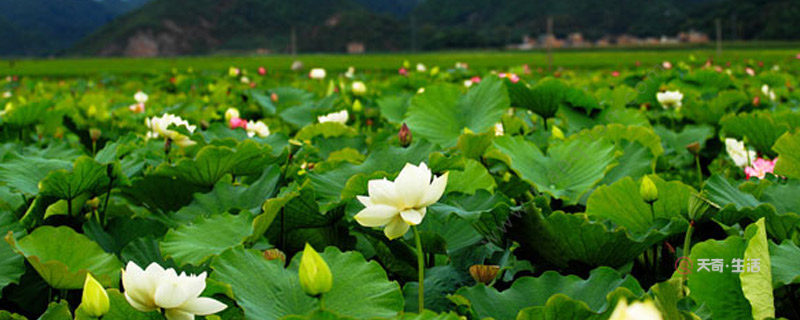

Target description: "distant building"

left=680, top=30, right=710, bottom=43
left=347, top=42, right=365, bottom=54
left=568, top=33, right=586, bottom=47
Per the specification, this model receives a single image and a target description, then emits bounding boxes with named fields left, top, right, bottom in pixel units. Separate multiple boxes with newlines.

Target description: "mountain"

left=0, top=0, right=150, bottom=56
left=8, top=0, right=800, bottom=57
left=70, top=0, right=407, bottom=56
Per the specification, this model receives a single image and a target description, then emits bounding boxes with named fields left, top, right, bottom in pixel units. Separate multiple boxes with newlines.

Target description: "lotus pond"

left=1, top=56, right=800, bottom=320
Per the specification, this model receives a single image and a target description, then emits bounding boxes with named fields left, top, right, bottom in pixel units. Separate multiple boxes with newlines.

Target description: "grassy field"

left=2, top=45, right=798, bottom=76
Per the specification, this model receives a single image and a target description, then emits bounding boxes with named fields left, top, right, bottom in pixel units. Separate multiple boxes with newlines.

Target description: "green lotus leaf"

left=492, top=134, right=617, bottom=204
left=654, top=124, right=714, bottom=168
left=3, top=101, right=51, bottom=126
left=687, top=236, right=750, bottom=319
left=295, top=122, right=358, bottom=141
left=309, top=141, right=435, bottom=210
left=740, top=218, right=774, bottom=319
left=211, top=246, right=403, bottom=320
left=0, top=154, right=71, bottom=195
left=586, top=175, right=693, bottom=235
left=772, top=130, right=800, bottom=180
left=6, top=226, right=122, bottom=289
left=682, top=90, right=747, bottom=125
left=154, top=139, right=274, bottom=187
left=455, top=266, right=644, bottom=320
left=38, top=156, right=109, bottom=201
left=173, top=165, right=280, bottom=221
left=444, top=159, right=496, bottom=195
left=0, top=212, right=25, bottom=298
left=377, top=94, right=411, bottom=125
left=405, top=76, right=509, bottom=147
left=704, top=174, right=760, bottom=210
left=509, top=204, right=686, bottom=268
left=161, top=212, right=254, bottom=266
left=121, top=175, right=206, bottom=213
left=721, top=111, right=794, bottom=156
left=769, top=240, right=800, bottom=288
left=38, top=300, right=71, bottom=320
left=508, top=77, right=565, bottom=119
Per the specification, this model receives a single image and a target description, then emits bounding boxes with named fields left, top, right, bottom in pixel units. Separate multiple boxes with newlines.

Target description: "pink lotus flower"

left=662, top=61, right=672, bottom=69
left=258, top=66, right=266, bottom=75
left=611, top=71, right=620, bottom=77
left=470, top=76, right=481, bottom=83
left=795, top=53, right=800, bottom=59
left=229, top=117, right=248, bottom=130
left=745, top=67, right=756, bottom=76
left=744, top=157, right=777, bottom=180
left=499, top=73, right=520, bottom=83
left=128, top=103, right=145, bottom=113
left=398, top=68, right=408, bottom=76
left=523, top=64, right=531, bottom=74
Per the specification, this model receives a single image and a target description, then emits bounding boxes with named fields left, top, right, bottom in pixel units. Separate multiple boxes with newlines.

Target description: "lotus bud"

left=640, top=176, right=658, bottom=203
left=263, top=248, right=286, bottom=263
left=687, top=194, right=710, bottom=221
left=271, top=92, right=279, bottom=102
left=80, top=273, right=109, bottom=317
left=224, top=108, right=240, bottom=122
left=609, top=299, right=663, bottom=320
left=686, top=142, right=701, bottom=156
left=399, top=123, right=412, bottom=147
left=551, top=126, right=565, bottom=140
left=86, top=197, right=100, bottom=210
left=89, top=128, right=101, bottom=142
left=298, top=243, right=332, bottom=296
left=469, top=265, right=500, bottom=285
left=352, top=100, right=363, bottom=112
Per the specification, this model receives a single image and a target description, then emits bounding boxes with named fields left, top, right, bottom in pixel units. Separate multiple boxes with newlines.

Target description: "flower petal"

left=400, top=208, right=426, bottom=225
left=383, top=217, right=410, bottom=240
left=394, top=163, right=431, bottom=207
left=368, top=179, right=398, bottom=206
left=356, top=195, right=372, bottom=207
left=125, top=292, right=158, bottom=312
left=354, top=204, right=398, bottom=227
left=164, top=309, right=195, bottom=320
left=154, top=278, right=190, bottom=309
left=178, top=272, right=207, bottom=300
left=420, top=172, right=448, bottom=207
left=123, top=262, right=156, bottom=309
left=178, top=297, right=228, bottom=315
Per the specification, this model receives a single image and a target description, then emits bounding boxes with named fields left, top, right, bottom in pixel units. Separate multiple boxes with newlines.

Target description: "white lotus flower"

left=609, top=299, right=662, bottom=320
left=725, top=138, right=757, bottom=168
left=494, top=122, right=504, bottom=136
left=122, top=262, right=226, bottom=320
left=656, top=91, right=683, bottom=109
left=2, top=91, right=11, bottom=98
left=309, top=68, right=327, bottom=80
left=345, top=66, right=355, bottom=78
left=416, top=63, right=427, bottom=72
left=317, top=110, right=348, bottom=124
left=464, top=80, right=474, bottom=88
left=354, top=162, right=448, bottom=240
left=145, top=114, right=197, bottom=146
left=352, top=81, right=367, bottom=95
left=240, top=76, right=250, bottom=84
left=761, top=84, right=776, bottom=101
left=134, top=91, right=148, bottom=104
left=246, top=120, right=270, bottom=138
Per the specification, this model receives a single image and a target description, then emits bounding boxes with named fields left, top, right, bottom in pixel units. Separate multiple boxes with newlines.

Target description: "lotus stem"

left=694, top=155, right=702, bottom=188
left=681, top=221, right=695, bottom=296
left=412, top=226, right=425, bottom=313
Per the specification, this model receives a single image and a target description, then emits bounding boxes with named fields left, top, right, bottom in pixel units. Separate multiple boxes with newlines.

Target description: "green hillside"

left=66, top=0, right=800, bottom=56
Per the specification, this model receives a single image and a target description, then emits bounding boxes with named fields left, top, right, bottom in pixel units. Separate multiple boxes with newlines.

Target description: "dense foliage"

left=1, top=56, right=800, bottom=319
